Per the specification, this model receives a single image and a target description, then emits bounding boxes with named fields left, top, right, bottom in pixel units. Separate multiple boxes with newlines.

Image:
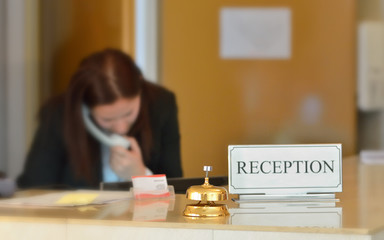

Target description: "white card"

left=131, top=174, right=170, bottom=199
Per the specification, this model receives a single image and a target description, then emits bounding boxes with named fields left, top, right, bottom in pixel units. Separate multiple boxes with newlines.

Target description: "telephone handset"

left=82, top=105, right=131, bottom=148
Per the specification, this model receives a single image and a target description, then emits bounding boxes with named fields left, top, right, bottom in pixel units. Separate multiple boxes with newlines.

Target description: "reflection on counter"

left=132, top=199, right=175, bottom=222
left=229, top=206, right=342, bottom=228
left=183, top=215, right=230, bottom=224
left=95, top=200, right=132, bottom=219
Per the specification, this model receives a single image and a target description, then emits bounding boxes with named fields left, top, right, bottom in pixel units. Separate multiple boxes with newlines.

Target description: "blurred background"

left=0, top=0, right=382, bottom=179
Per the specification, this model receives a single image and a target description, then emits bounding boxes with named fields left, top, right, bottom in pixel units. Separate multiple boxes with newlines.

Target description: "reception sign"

left=228, top=144, right=342, bottom=194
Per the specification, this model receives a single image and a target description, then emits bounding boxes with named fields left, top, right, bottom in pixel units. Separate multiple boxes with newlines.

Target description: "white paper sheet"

left=220, top=7, right=291, bottom=59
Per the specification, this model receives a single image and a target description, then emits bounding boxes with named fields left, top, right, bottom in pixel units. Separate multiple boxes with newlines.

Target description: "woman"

left=17, top=49, right=183, bottom=189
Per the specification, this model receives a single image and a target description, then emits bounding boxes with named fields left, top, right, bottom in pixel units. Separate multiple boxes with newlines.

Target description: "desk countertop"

left=0, top=156, right=384, bottom=240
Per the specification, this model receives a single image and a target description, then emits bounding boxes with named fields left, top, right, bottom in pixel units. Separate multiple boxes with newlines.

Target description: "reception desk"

left=0, top=156, right=384, bottom=240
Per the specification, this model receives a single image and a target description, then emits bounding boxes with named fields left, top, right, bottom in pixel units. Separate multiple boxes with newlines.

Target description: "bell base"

left=183, top=203, right=229, bottom=217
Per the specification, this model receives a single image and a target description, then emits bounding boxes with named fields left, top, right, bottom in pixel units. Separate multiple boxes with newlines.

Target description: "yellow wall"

left=41, top=0, right=135, bottom=96
left=162, top=0, right=356, bottom=177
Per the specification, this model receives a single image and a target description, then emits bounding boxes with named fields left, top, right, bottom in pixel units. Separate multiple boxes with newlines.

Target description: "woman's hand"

left=109, top=137, right=146, bottom=180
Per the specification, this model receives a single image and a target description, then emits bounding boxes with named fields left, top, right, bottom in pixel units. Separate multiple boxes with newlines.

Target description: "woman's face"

left=91, top=96, right=141, bottom=135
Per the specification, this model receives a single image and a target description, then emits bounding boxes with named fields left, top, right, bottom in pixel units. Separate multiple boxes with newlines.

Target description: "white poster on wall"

left=220, top=7, right=291, bottom=59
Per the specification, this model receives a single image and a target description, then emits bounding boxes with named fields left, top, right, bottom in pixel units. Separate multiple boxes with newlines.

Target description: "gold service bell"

left=183, top=166, right=229, bottom=217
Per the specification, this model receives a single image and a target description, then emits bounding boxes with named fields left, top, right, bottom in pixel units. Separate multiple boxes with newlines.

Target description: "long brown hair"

left=63, top=49, right=152, bottom=183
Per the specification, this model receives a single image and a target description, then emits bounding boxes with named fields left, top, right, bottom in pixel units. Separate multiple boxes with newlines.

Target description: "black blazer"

left=17, top=82, right=183, bottom=189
